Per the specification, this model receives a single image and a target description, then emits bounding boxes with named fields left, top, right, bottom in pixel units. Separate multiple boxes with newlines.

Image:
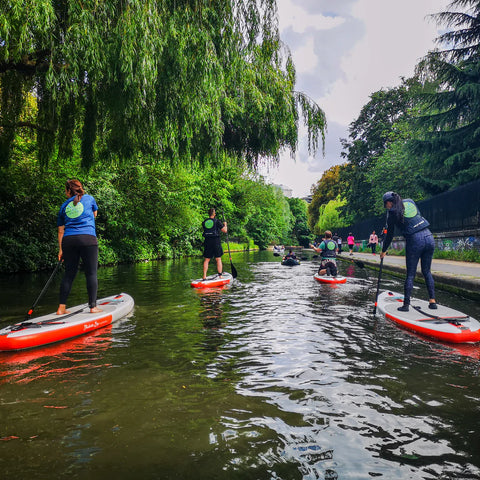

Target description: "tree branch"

left=0, top=122, right=54, bottom=133
left=0, top=50, right=51, bottom=75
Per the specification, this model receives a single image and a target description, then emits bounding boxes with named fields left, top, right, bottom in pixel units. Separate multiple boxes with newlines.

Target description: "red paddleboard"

left=0, top=293, right=134, bottom=352
left=190, top=273, right=233, bottom=288
left=314, top=274, right=347, bottom=284
left=376, top=291, right=480, bottom=344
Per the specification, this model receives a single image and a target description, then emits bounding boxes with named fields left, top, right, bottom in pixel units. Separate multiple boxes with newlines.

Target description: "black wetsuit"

left=202, top=217, right=224, bottom=259
left=382, top=199, right=435, bottom=305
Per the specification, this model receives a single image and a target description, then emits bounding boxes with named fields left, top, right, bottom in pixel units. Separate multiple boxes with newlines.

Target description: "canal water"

left=0, top=251, right=479, bottom=479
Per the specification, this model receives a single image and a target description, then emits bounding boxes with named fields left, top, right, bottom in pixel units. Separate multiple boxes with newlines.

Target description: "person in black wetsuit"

left=380, top=191, right=437, bottom=312
left=202, top=208, right=227, bottom=280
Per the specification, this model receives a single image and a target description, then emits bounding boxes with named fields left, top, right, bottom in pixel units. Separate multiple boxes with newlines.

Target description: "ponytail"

left=66, top=179, right=85, bottom=206
left=391, top=192, right=404, bottom=223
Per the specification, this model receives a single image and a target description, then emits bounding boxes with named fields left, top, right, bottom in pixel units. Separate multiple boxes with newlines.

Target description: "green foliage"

left=240, top=181, right=294, bottom=250
left=0, top=143, right=301, bottom=272
left=433, top=248, right=480, bottom=263
left=315, top=196, right=348, bottom=235
left=0, top=0, right=326, bottom=169
left=308, top=164, right=348, bottom=231
left=287, top=197, right=312, bottom=247
left=411, top=1, right=480, bottom=192
left=366, top=120, right=427, bottom=214
left=339, top=78, right=423, bottom=221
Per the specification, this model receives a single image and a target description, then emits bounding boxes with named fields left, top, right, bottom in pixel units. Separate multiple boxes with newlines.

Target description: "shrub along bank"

left=0, top=155, right=309, bottom=273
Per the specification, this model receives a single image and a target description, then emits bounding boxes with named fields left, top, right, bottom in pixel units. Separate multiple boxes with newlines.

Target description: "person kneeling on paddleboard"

left=380, top=191, right=437, bottom=312
left=202, top=208, right=227, bottom=281
left=310, top=231, right=338, bottom=277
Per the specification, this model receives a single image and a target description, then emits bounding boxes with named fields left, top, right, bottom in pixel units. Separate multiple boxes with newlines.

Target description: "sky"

left=259, top=0, right=452, bottom=197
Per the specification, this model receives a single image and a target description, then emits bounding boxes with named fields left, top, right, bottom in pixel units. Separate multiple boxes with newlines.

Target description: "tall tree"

left=339, top=78, right=422, bottom=220
left=0, top=0, right=326, bottom=168
left=308, top=164, right=348, bottom=231
left=412, top=0, right=480, bottom=192
left=287, top=197, right=311, bottom=247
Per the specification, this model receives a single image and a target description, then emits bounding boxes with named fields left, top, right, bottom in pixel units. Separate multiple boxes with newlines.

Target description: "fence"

left=334, top=179, right=480, bottom=251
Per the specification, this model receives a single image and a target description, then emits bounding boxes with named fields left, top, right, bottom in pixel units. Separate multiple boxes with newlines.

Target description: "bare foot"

left=56, top=309, right=71, bottom=315
left=90, top=307, right=103, bottom=313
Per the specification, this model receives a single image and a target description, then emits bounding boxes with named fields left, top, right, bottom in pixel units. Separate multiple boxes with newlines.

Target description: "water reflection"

left=195, top=286, right=229, bottom=353
left=0, top=326, right=113, bottom=384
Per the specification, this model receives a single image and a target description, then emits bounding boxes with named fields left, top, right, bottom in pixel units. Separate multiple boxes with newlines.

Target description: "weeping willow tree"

left=412, top=0, right=480, bottom=192
left=0, top=0, right=326, bottom=169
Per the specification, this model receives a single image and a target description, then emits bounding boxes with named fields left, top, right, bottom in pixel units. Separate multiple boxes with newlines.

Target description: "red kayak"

left=314, top=274, right=347, bottom=284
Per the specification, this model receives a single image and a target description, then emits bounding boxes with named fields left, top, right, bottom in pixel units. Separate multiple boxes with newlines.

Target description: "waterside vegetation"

left=0, top=0, right=323, bottom=273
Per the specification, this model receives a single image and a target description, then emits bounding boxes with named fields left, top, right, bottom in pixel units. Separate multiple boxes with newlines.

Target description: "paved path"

left=337, top=251, right=480, bottom=300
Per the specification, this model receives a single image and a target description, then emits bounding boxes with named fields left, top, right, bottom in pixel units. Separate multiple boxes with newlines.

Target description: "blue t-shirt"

left=57, top=194, right=98, bottom=237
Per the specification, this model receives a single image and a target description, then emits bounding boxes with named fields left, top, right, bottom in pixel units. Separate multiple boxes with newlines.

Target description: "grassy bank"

left=355, top=245, right=480, bottom=263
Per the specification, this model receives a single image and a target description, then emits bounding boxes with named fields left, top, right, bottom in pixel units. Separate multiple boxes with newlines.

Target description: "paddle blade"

left=230, top=261, right=238, bottom=279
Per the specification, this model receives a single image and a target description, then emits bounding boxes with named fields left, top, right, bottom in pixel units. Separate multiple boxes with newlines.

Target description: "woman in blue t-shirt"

left=56, top=179, right=101, bottom=315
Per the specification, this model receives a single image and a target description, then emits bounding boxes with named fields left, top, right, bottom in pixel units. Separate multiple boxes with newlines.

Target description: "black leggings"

left=59, top=235, right=98, bottom=308
left=404, top=229, right=435, bottom=304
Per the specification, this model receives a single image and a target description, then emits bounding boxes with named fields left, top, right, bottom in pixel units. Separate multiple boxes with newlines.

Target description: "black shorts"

left=203, top=237, right=223, bottom=259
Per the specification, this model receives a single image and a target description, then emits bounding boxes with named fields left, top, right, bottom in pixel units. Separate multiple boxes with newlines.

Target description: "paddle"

left=25, top=260, right=63, bottom=320
left=336, top=255, right=365, bottom=269
left=373, top=256, right=384, bottom=315
left=220, top=211, right=238, bottom=279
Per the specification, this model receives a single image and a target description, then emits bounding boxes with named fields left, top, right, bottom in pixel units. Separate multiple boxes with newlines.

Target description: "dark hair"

left=388, top=192, right=404, bottom=223
left=324, top=230, right=332, bottom=238
left=208, top=208, right=216, bottom=216
left=66, top=179, right=85, bottom=206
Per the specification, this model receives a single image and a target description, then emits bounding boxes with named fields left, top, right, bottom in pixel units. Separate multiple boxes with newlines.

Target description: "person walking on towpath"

left=380, top=191, right=437, bottom=312
left=310, top=231, right=338, bottom=276
left=56, top=179, right=102, bottom=315
left=202, top=208, right=227, bottom=281
left=333, top=233, right=342, bottom=254
left=347, top=233, right=355, bottom=255
left=368, top=231, right=378, bottom=255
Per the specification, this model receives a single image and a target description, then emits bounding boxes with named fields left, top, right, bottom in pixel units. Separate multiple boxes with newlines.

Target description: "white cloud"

left=263, top=0, right=452, bottom=197
left=321, top=0, right=451, bottom=125
left=277, top=0, right=344, bottom=33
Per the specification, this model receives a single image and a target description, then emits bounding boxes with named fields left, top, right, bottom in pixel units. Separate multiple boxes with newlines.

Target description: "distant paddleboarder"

left=202, top=208, right=227, bottom=281
left=310, top=230, right=338, bottom=277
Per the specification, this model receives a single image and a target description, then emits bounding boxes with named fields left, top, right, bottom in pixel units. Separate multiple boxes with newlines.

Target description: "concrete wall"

left=376, top=228, right=480, bottom=253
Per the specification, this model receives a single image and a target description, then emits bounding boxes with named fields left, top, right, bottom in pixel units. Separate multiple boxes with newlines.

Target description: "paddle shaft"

left=220, top=211, right=238, bottom=279
left=373, top=257, right=384, bottom=314
left=26, top=260, right=63, bottom=320
left=336, top=255, right=365, bottom=269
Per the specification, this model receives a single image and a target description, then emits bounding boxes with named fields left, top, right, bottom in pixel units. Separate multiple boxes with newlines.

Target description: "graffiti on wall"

left=385, top=235, right=479, bottom=252
left=435, top=236, right=478, bottom=252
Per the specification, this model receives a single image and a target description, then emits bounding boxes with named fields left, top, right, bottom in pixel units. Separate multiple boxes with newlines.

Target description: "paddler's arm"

left=380, top=212, right=395, bottom=258
left=220, top=221, right=227, bottom=233
left=58, top=225, right=65, bottom=261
